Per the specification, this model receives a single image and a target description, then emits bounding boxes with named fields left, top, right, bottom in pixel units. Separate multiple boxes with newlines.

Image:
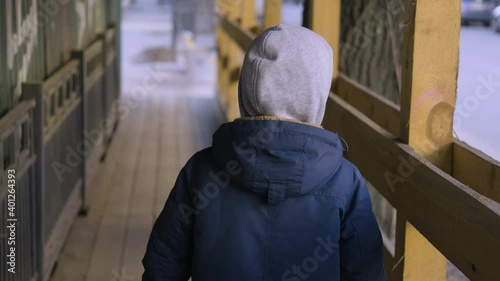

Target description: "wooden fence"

left=215, top=0, right=500, bottom=280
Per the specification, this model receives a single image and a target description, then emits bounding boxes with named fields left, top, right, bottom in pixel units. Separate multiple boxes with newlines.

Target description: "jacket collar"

left=235, top=116, right=323, bottom=129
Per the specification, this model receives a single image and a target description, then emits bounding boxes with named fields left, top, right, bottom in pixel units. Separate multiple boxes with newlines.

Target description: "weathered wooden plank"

left=218, top=10, right=256, bottom=120
left=226, top=3, right=245, bottom=121
left=453, top=140, right=500, bottom=204
left=219, top=16, right=256, bottom=52
left=241, top=0, right=257, bottom=30
left=333, top=74, right=400, bottom=137
left=324, top=95, right=394, bottom=203
left=263, top=0, right=282, bottom=29
left=398, top=0, right=462, bottom=279
left=324, top=94, right=500, bottom=281
left=400, top=4, right=460, bottom=170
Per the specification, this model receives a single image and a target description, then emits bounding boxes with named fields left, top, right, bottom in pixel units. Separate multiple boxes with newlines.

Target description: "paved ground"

left=457, top=25, right=500, bottom=161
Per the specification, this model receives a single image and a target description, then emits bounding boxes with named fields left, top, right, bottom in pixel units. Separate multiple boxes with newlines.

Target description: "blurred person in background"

left=172, top=0, right=197, bottom=54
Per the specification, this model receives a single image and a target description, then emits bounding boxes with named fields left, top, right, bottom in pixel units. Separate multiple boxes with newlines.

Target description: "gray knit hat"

left=238, top=24, right=334, bottom=125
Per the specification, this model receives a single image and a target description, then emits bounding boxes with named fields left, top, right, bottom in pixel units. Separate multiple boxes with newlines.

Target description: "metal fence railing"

left=72, top=39, right=107, bottom=193
left=0, top=1, right=121, bottom=279
left=23, top=59, right=84, bottom=281
left=0, top=101, right=38, bottom=281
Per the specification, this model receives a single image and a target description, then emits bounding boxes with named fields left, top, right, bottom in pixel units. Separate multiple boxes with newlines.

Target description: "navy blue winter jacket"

left=142, top=119, right=386, bottom=281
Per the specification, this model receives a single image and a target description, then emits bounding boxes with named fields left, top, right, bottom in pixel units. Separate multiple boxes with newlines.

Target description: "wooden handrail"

left=219, top=15, right=256, bottom=51
left=453, top=140, right=500, bottom=204
left=333, top=74, right=401, bottom=137
left=217, top=12, right=500, bottom=280
left=324, top=94, right=500, bottom=281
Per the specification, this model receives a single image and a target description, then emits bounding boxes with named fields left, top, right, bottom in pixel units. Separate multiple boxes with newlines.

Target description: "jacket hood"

left=238, top=24, right=334, bottom=125
left=212, top=119, right=344, bottom=204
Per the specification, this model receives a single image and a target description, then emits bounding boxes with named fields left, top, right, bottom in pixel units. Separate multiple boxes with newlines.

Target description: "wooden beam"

left=240, top=0, right=257, bottom=30
left=399, top=0, right=416, bottom=144
left=400, top=1, right=460, bottom=170
left=333, top=73, right=400, bottom=136
left=323, top=94, right=500, bottom=281
left=383, top=248, right=394, bottom=280
left=398, top=0, right=462, bottom=278
left=310, top=0, right=341, bottom=78
left=219, top=15, right=256, bottom=51
left=229, top=67, right=241, bottom=84
left=217, top=12, right=259, bottom=120
left=216, top=0, right=240, bottom=18
left=324, top=94, right=397, bottom=206
left=225, top=4, right=243, bottom=121
left=263, top=0, right=282, bottom=29
left=453, top=140, right=500, bottom=204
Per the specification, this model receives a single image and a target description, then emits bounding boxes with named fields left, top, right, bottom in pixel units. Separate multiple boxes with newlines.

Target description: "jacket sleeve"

left=339, top=168, right=387, bottom=281
left=142, top=167, right=194, bottom=281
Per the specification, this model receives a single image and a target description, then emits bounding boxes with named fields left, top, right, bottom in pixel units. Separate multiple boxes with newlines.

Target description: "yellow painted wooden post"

left=241, top=0, right=257, bottom=29
left=225, top=0, right=243, bottom=120
left=216, top=6, right=225, bottom=109
left=399, top=0, right=461, bottom=280
left=310, top=0, right=341, bottom=78
left=235, top=0, right=259, bottom=119
left=263, top=0, right=282, bottom=28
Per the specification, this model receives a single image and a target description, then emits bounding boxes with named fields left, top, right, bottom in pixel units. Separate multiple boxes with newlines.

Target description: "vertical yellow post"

left=263, top=0, right=282, bottom=28
left=241, top=0, right=257, bottom=29
left=310, top=0, right=341, bottom=78
left=399, top=0, right=461, bottom=280
left=233, top=0, right=258, bottom=120
left=225, top=0, right=243, bottom=120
